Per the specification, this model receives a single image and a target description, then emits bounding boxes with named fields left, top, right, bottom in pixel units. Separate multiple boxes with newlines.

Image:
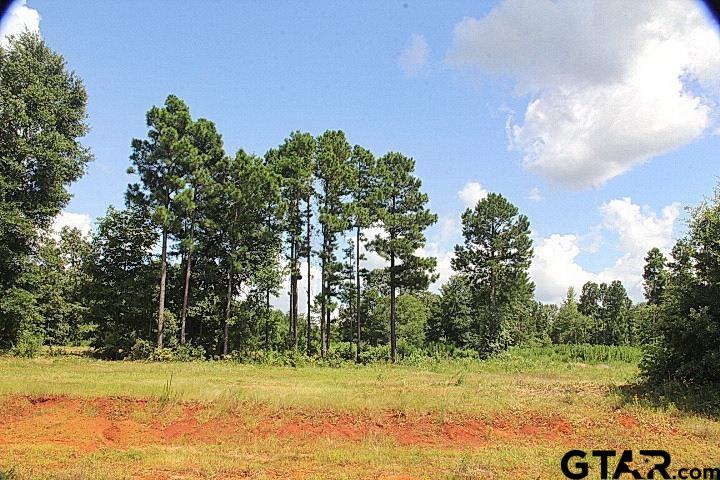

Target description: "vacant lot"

left=0, top=351, right=718, bottom=479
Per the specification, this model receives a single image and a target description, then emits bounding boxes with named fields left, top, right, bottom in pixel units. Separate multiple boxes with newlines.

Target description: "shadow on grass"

left=615, top=380, right=720, bottom=419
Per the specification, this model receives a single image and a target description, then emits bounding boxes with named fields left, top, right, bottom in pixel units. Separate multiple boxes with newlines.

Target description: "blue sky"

left=2, top=0, right=719, bottom=304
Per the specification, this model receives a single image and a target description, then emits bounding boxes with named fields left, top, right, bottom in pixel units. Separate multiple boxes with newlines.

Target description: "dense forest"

left=1, top=33, right=718, bottom=389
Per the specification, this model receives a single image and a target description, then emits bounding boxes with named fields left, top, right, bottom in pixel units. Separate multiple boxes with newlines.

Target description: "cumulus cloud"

left=0, top=0, right=40, bottom=46
left=398, top=33, right=429, bottom=76
left=530, top=197, right=679, bottom=303
left=458, top=181, right=488, bottom=207
left=447, top=0, right=720, bottom=189
left=52, top=211, right=92, bottom=238
left=416, top=242, right=454, bottom=291
left=528, top=187, right=542, bottom=202
left=270, top=259, right=323, bottom=315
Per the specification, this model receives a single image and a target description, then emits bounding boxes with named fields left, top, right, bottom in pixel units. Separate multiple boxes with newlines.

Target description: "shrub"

left=149, top=348, right=175, bottom=362
left=11, top=330, right=44, bottom=358
left=129, top=339, right=154, bottom=360
left=173, top=343, right=206, bottom=362
left=358, top=344, right=391, bottom=364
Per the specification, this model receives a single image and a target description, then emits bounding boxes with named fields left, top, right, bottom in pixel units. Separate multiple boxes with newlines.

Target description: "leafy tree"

left=87, top=206, right=158, bottom=358
left=643, top=247, right=669, bottom=305
left=0, top=32, right=91, bottom=291
left=527, top=301, right=555, bottom=346
left=427, top=274, right=474, bottom=348
left=578, top=280, right=633, bottom=345
left=315, top=130, right=353, bottom=356
left=452, top=193, right=533, bottom=356
left=578, top=281, right=603, bottom=320
left=551, top=287, right=593, bottom=344
left=603, top=280, right=633, bottom=345
left=370, top=152, right=437, bottom=362
left=643, top=186, right=720, bottom=385
left=127, top=95, right=194, bottom=348
left=34, top=228, right=92, bottom=345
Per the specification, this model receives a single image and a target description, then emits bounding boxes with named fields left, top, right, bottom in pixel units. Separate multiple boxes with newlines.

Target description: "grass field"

left=0, top=348, right=718, bottom=479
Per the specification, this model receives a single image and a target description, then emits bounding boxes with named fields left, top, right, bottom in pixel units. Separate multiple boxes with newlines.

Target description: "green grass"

left=0, top=348, right=639, bottom=414
left=2, top=346, right=719, bottom=479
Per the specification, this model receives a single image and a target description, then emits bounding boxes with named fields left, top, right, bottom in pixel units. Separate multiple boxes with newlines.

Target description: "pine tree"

left=370, top=152, right=437, bottom=362
left=267, top=132, right=315, bottom=350
left=452, top=193, right=533, bottom=356
left=315, top=130, right=353, bottom=356
left=174, top=118, right=225, bottom=345
left=349, top=145, right=377, bottom=360
left=127, top=95, right=194, bottom=348
left=206, top=150, right=280, bottom=355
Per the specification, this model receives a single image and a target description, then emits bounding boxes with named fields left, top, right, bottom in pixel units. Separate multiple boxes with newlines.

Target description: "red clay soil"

left=0, top=394, right=653, bottom=455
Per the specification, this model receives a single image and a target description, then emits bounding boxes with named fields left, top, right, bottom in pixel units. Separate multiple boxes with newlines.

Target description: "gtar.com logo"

left=561, top=449, right=720, bottom=479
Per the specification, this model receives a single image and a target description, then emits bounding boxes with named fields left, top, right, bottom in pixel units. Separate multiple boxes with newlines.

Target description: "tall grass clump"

left=509, top=344, right=643, bottom=364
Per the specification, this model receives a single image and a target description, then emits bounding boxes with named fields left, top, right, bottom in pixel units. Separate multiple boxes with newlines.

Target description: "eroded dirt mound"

left=0, top=394, right=590, bottom=453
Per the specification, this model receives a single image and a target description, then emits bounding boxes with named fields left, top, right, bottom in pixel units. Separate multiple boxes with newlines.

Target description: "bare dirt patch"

left=0, top=394, right=589, bottom=453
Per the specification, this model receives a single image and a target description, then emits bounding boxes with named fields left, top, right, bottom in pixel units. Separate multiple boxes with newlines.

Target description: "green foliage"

left=579, top=280, right=634, bottom=345
left=551, top=287, right=593, bottom=344
left=452, top=193, right=533, bottom=356
left=508, top=344, right=643, bottom=364
left=129, top=339, right=155, bottom=361
left=87, top=206, right=158, bottom=358
left=642, top=184, right=720, bottom=387
left=0, top=32, right=91, bottom=290
left=10, top=328, right=44, bottom=358
left=643, top=247, right=668, bottom=305
left=370, top=152, right=437, bottom=361
left=0, top=286, right=42, bottom=350
left=427, top=274, right=474, bottom=348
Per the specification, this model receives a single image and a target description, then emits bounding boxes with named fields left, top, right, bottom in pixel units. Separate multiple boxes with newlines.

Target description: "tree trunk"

left=326, top=302, right=331, bottom=352
left=306, top=200, right=312, bottom=356
left=157, top=226, right=168, bottom=349
left=292, top=236, right=299, bottom=349
left=289, top=238, right=295, bottom=347
left=356, top=226, right=361, bottom=362
left=320, top=232, right=327, bottom=357
left=180, top=251, right=192, bottom=345
left=390, top=250, right=396, bottom=363
left=265, top=288, right=270, bottom=350
left=223, top=270, right=232, bottom=356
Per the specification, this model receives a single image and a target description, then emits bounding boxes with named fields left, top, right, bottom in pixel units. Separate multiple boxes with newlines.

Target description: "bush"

left=129, top=339, right=154, bottom=360
left=358, top=344, right=391, bottom=364
left=508, top=344, right=643, bottom=364
left=173, top=343, right=206, bottom=362
left=11, top=330, right=44, bottom=358
left=149, top=348, right=175, bottom=362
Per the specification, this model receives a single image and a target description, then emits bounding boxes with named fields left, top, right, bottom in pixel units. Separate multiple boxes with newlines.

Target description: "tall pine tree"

left=371, top=152, right=437, bottom=362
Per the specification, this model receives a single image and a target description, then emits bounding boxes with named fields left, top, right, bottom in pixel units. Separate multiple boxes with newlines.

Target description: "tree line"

left=1, top=33, right=718, bottom=390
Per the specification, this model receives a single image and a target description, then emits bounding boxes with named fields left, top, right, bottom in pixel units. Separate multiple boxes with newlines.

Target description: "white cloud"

left=52, top=211, right=92, bottom=238
left=531, top=234, right=595, bottom=304
left=447, top=0, right=720, bottom=189
left=0, top=0, right=40, bottom=47
left=458, top=181, right=488, bottom=207
left=599, top=198, right=679, bottom=257
left=416, top=242, right=454, bottom=292
left=270, top=258, right=323, bottom=315
left=530, top=197, right=679, bottom=303
left=398, top=33, right=429, bottom=77
left=528, top=186, right=542, bottom=202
